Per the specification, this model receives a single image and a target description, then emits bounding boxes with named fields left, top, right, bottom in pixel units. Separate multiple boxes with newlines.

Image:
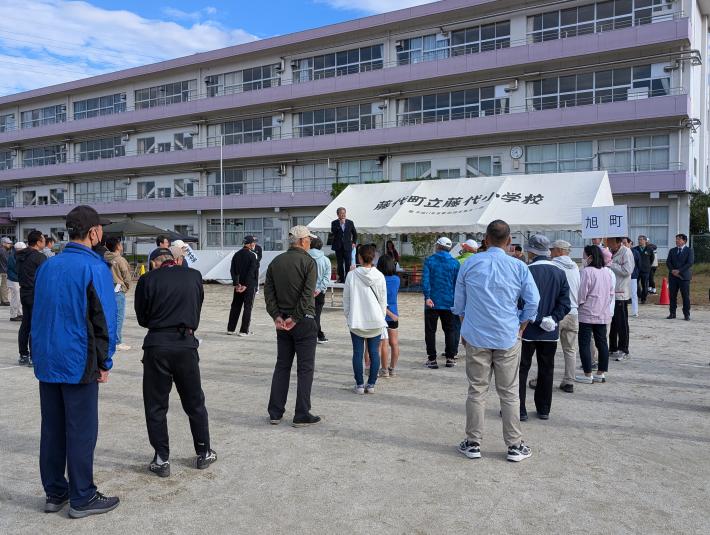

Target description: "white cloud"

left=317, top=0, right=438, bottom=13
left=0, top=0, right=259, bottom=96
left=162, top=6, right=219, bottom=22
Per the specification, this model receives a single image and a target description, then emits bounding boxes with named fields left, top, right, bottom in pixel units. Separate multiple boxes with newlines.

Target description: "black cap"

left=154, top=247, right=173, bottom=258
left=243, top=235, right=256, bottom=244
left=65, top=205, right=111, bottom=234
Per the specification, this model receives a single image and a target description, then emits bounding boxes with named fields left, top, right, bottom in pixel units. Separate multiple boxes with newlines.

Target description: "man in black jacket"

left=666, top=233, right=694, bottom=321
left=633, top=235, right=654, bottom=304
left=134, top=246, right=216, bottom=477
left=16, top=230, right=46, bottom=366
left=227, top=236, right=259, bottom=336
left=330, top=207, right=357, bottom=283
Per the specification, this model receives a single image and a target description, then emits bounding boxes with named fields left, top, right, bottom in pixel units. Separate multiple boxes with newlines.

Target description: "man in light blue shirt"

left=452, top=220, right=540, bottom=463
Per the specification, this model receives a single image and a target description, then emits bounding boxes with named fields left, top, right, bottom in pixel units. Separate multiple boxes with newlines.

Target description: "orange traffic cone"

left=658, top=277, right=670, bottom=306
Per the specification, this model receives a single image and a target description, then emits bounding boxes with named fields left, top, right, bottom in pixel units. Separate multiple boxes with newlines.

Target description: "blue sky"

left=0, top=0, right=435, bottom=96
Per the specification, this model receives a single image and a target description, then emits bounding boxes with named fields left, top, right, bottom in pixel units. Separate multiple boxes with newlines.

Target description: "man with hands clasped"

left=227, top=235, right=260, bottom=336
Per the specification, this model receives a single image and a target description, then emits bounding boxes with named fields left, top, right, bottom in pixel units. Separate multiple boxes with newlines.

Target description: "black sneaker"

left=292, top=413, right=322, bottom=428
left=666, top=314, right=676, bottom=319
left=559, top=383, right=574, bottom=394
left=445, top=358, right=456, bottom=368
left=18, top=355, right=29, bottom=366
left=269, top=417, right=282, bottom=425
left=520, top=410, right=528, bottom=422
left=457, top=439, right=481, bottom=459
left=196, top=449, right=217, bottom=469
left=317, top=337, right=328, bottom=344
left=44, top=493, right=69, bottom=513
left=528, top=379, right=537, bottom=389
left=424, top=359, right=439, bottom=369
left=10, top=316, right=22, bottom=322
left=149, top=457, right=170, bottom=478
left=68, top=492, right=120, bottom=518
left=507, top=442, right=532, bottom=462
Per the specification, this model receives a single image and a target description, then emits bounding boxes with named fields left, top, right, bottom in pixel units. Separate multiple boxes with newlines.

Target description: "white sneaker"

left=365, top=384, right=376, bottom=394
left=238, top=331, right=253, bottom=337
left=574, top=374, right=593, bottom=384
left=116, top=343, right=131, bottom=351
left=593, top=374, right=606, bottom=383
left=226, top=331, right=235, bottom=336
left=615, top=353, right=630, bottom=362
left=353, top=385, right=365, bottom=395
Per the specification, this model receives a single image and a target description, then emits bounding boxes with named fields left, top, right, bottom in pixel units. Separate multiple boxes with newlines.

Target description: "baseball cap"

left=65, top=205, right=111, bottom=234
left=171, top=239, right=187, bottom=249
left=550, top=239, right=572, bottom=251
left=436, top=236, right=452, bottom=248
left=526, top=234, right=551, bottom=256
left=169, top=245, right=185, bottom=259
left=14, top=241, right=26, bottom=250
left=463, top=239, right=478, bottom=249
left=1, top=237, right=12, bottom=245
left=243, top=235, right=256, bottom=245
left=289, top=225, right=317, bottom=239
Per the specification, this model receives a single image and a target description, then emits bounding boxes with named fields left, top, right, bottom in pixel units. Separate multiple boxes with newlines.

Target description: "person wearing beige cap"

left=264, top=225, right=321, bottom=427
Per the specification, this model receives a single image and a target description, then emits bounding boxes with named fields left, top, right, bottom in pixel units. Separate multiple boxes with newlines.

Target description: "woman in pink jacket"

left=576, top=245, right=615, bottom=385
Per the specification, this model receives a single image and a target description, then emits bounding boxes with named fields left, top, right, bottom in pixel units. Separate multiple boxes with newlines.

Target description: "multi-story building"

left=0, top=0, right=708, bottom=256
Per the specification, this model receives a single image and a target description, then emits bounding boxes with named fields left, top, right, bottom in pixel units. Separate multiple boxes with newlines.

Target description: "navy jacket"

left=422, top=251, right=460, bottom=310
left=522, top=257, right=571, bottom=342
left=230, top=247, right=259, bottom=288
left=666, top=246, right=694, bottom=281
left=631, top=247, right=641, bottom=279
left=32, top=243, right=117, bottom=384
left=330, top=219, right=357, bottom=252
left=7, top=250, right=18, bottom=282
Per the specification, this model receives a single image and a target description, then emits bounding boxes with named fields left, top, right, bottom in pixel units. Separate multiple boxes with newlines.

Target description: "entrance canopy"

left=308, top=172, right=614, bottom=234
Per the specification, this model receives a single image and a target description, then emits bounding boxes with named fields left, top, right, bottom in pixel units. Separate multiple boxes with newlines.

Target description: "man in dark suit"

left=666, top=233, right=694, bottom=321
left=330, top=207, right=357, bottom=283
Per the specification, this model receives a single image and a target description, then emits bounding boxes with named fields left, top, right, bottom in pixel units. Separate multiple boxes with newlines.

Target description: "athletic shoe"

left=149, top=458, right=170, bottom=478
left=506, top=442, right=532, bottom=462
left=559, top=383, right=574, bottom=393
left=18, top=355, right=29, bottom=366
left=269, top=417, right=282, bottom=425
left=68, top=492, right=120, bottom=518
left=574, top=374, right=593, bottom=384
left=317, top=337, right=329, bottom=344
left=196, top=449, right=217, bottom=469
left=615, top=353, right=630, bottom=362
left=26, top=356, right=34, bottom=367
left=445, top=358, right=456, bottom=368
left=666, top=314, right=676, bottom=320
left=353, top=385, right=365, bottom=395
left=44, top=493, right=69, bottom=513
left=528, top=379, right=537, bottom=389
left=365, top=384, right=376, bottom=394
left=226, top=331, right=235, bottom=336
left=520, top=410, right=528, bottom=422
left=424, top=359, right=439, bottom=369
left=116, top=343, right=131, bottom=351
left=378, top=368, right=389, bottom=378
left=537, top=413, right=549, bottom=420
left=292, top=414, right=322, bottom=428
left=238, top=331, right=253, bottom=337
left=457, top=440, right=481, bottom=459
left=388, top=368, right=397, bottom=377
left=10, top=316, right=22, bottom=322
left=684, top=315, right=690, bottom=321
left=592, top=374, right=606, bottom=383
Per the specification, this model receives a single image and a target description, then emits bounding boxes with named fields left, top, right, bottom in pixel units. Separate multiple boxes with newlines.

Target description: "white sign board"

left=183, top=244, right=199, bottom=265
left=581, top=205, right=627, bottom=238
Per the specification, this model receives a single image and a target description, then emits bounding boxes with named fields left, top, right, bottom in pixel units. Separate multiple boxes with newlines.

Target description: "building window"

left=21, top=105, right=66, bottom=129
left=397, top=33, right=450, bottom=65
left=174, top=224, right=194, bottom=237
left=0, top=188, right=14, bottom=208
left=398, top=86, right=508, bottom=126
left=77, top=136, right=125, bottom=161
left=137, top=137, right=156, bottom=154
left=598, top=134, right=670, bottom=171
left=401, top=161, right=432, bottom=180
left=173, top=133, right=194, bottom=150
left=75, top=180, right=127, bottom=203
left=0, top=150, right=12, bottom=170
left=211, top=117, right=278, bottom=146
left=294, top=45, right=384, bottom=82
left=137, top=181, right=156, bottom=199
left=451, top=21, right=511, bottom=55
left=22, top=145, right=66, bottom=167
left=49, top=188, right=66, bottom=205
left=134, top=80, right=196, bottom=109
left=629, top=206, right=669, bottom=246
left=336, top=159, right=383, bottom=184
left=206, top=217, right=284, bottom=250
left=525, top=142, right=594, bottom=173
left=295, top=104, right=381, bottom=137
left=466, top=156, right=502, bottom=176
left=174, top=178, right=197, bottom=197
left=208, top=167, right=281, bottom=195
left=205, top=64, right=281, bottom=96
left=0, top=113, right=15, bottom=132
left=0, top=224, right=16, bottom=238
left=436, top=168, right=461, bottom=179
left=528, top=0, right=675, bottom=43
left=293, top=163, right=333, bottom=192
left=526, top=63, right=671, bottom=110
left=73, top=93, right=126, bottom=120
left=22, top=191, right=37, bottom=206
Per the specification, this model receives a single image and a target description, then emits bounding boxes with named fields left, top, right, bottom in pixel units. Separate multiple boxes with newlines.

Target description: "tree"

left=690, top=189, right=710, bottom=235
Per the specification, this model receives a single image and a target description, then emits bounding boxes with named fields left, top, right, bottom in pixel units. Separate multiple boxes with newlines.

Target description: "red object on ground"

left=658, top=277, right=670, bottom=306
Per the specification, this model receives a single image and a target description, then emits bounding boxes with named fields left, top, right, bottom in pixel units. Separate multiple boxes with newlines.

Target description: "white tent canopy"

left=308, top=172, right=614, bottom=234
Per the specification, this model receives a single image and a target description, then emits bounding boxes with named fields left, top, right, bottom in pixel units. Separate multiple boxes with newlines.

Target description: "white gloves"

left=540, top=316, right=557, bottom=332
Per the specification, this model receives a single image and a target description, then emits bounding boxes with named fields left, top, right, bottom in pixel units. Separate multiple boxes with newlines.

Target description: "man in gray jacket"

left=607, top=237, right=634, bottom=361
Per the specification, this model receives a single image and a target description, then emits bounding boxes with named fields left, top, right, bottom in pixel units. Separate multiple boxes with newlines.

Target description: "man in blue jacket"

left=519, top=234, right=570, bottom=421
left=422, top=236, right=460, bottom=369
left=32, top=205, right=120, bottom=519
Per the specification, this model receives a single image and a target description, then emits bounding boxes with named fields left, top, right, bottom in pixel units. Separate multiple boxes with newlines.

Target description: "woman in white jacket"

left=343, top=244, right=387, bottom=394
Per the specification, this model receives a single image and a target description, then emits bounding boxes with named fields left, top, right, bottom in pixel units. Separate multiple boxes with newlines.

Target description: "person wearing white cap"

left=456, top=239, right=478, bottom=265
left=422, top=236, right=460, bottom=368
left=7, top=241, right=25, bottom=321
left=0, top=236, right=12, bottom=306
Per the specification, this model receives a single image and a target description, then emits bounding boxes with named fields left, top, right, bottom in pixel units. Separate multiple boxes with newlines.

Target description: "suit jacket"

left=666, top=246, right=694, bottom=281
left=330, top=218, right=357, bottom=252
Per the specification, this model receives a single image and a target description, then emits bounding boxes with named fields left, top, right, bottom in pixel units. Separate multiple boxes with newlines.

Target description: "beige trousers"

left=0, top=273, right=8, bottom=303
left=558, top=314, right=578, bottom=386
left=465, top=340, right=523, bottom=447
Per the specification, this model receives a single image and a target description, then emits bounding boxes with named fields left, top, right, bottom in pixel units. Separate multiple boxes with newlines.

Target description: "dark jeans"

left=668, top=276, right=691, bottom=317
left=142, top=346, right=211, bottom=460
left=519, top=340, right=557, bottom=415
left=268, top=318, right=317, bottom=420
left=579, top=323, right=609, bottom=373
left=637, top=272, right=650, bottom=303
left=227, top=286, right=256, bottom=333
left=18, top=300, right=33, bottom=356
left=335, top=249, right=351, bottom=283
left=649, top=267, right=657, bottom=290
left=39, top=381, right=98, bottom=507
left=314, top=292, right=326, bottom=339
left=424, top=308, right=457, bottom=359
left=351, top=332, right=381, bottom=386
left=609, top=299, right=629, bottom=354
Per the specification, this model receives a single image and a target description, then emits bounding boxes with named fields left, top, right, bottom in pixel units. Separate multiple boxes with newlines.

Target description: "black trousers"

left=335, top=249, right=351, bottom=283
left=424, top=308, right=457, bottom=359
left=142, top=346, right=211, bottom=460
left=314, top=292, right=326, bottom=339
left=649, top=267, right=657, bottom=290
left=18, top=299, right=33, bottom=356
left=609, top=300, right=629, bottom=354
left=579, top=323, right=609, bottom=373
left=637, top=272, right=650, bottom=303
left=227, top=286, right=256, bottom=333
left=519, top=340, right=557, bottom=415
left=668, top=276, right=691, bottom=317
left=268, top=318, right=317, bottom=420
left=39, top=381, right=98, bottom=507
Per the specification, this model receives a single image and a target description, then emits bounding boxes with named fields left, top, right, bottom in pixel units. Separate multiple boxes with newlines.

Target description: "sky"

left=0, top=0, right=437, bottom=97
